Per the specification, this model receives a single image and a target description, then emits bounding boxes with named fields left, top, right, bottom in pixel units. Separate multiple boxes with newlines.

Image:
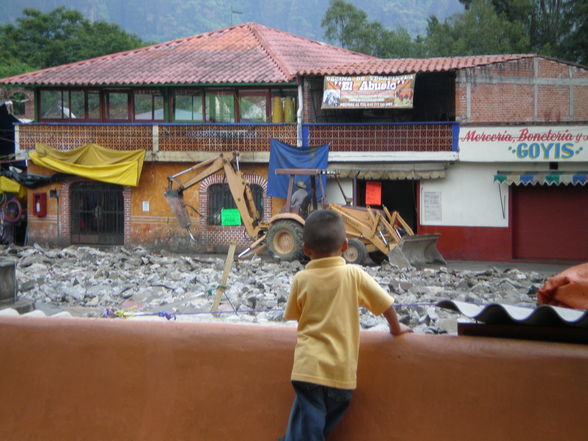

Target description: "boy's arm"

left=284, top=277, right=301, bottom=321
left=383, top=306, right=413, bottom=336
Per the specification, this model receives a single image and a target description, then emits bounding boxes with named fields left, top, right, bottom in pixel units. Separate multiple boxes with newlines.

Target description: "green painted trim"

left=23, top=82, right=297, bottom=88
left=34, top=90, right=40, bottom=121
left=161, top=88, right=169, bottom=122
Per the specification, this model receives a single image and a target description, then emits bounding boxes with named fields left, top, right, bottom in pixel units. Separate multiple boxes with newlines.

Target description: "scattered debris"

left=1, top=244, right=550, bottom=333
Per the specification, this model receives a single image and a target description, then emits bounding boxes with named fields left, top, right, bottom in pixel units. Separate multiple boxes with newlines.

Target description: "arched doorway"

left=70, top=182, right=124, bottom=245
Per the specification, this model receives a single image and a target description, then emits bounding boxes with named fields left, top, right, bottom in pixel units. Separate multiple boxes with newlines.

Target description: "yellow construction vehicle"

left=164, top=152, right=445, bottom=267
left=164, top=151, right=306, bottom=260
left=273, top=167, right=445, bottom=267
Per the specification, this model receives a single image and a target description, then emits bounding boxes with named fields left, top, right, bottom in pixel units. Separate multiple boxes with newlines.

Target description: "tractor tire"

left=343, top=239, right=366, bottom=265
left=267, top=220, right=305, bottom=261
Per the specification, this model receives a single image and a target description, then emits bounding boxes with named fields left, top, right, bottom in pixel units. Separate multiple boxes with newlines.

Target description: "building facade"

left=1, top=23, right=587, bottom=261
left=420, top=57, right=588, bottom=261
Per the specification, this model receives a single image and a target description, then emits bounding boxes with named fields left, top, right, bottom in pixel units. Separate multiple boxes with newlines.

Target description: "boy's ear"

left=303, top=242, right=313, bottom=258
left=340, top=238, right=348, bottom=253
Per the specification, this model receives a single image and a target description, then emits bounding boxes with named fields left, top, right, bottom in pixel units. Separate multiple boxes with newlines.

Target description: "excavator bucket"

left=164, top=190, right=192, bottom=230
left=387, top=234, right=446, bottom=268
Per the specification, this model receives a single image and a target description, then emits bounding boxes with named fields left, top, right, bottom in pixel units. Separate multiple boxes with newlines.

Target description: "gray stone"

left=1, top=244, right=555, bottom=333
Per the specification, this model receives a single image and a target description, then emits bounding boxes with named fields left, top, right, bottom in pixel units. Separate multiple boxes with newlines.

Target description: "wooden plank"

left=211, top=241, right=237, bottom=313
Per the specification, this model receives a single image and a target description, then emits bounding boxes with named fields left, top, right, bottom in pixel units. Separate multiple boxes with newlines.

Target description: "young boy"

left=280, top=209, right=412, bottom=441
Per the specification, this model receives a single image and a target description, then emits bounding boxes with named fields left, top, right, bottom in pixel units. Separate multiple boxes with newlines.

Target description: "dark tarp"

left=0, top=104, right=26, bottom=170
left=267, top=139, right=329, bottom=198
left=0, top=168, right=70, bottom=189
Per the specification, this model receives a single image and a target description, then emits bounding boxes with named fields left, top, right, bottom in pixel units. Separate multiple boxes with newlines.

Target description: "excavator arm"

left=165, top=152, right=265, bottom=241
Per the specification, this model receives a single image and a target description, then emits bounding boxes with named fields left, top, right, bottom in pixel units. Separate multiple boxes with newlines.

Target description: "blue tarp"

left=267, top=139, right=329, bottom=198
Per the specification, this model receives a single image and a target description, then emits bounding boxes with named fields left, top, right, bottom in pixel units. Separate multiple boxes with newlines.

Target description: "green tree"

left=560, top=0, right=588, bottom=63
left=0, top=7, right=147, bottom=76
left=459, top=1, right=572, bottom=56
left=424, top=0, right=529, bottom=56
left=321, top=0, right=529, bottom=58
left=321, top=0, right=424, bottom=57
left=0, top=43, right=35, bottom=79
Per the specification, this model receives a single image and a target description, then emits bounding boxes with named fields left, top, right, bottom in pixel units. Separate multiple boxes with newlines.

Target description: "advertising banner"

left=322, top=74, right=415, bottom=109
left=459, top=125, right=588, bottom=162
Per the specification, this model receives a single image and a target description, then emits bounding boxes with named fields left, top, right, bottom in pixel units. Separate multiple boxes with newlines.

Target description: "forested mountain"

left=0, top=0, right=464, bottom=43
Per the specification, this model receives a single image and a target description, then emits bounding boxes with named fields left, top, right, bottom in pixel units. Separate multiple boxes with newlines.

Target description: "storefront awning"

left=30, top=143, right=145, bottom=187
left=493, top=171, right=588, bottom=186
left=329, top=163, right=446, bottom=180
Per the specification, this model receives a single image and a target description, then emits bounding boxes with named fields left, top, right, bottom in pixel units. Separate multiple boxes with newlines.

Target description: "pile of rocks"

left=1, top=243, right=549, bottom=333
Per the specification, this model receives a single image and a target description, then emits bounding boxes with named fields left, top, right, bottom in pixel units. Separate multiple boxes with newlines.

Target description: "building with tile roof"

left=0, top=22, right=376, bottom=87
left=1, top=23, right=587, bottom=262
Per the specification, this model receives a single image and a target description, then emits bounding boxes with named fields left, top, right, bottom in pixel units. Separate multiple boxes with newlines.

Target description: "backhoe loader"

left=164, top=152, right=445, bottom=267
left=164, top=152, right=306, bottom=260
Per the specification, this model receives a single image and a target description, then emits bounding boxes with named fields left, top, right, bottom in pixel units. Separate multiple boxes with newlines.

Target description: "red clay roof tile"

left=0, top=23, right=376, bottom=86
left=299, top=55, right=539, bottom=76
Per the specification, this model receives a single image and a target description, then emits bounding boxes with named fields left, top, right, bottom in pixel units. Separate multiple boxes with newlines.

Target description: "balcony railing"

left=304, top=122, right=458, bottom=152
left=16, top=122, right=458, bottom=154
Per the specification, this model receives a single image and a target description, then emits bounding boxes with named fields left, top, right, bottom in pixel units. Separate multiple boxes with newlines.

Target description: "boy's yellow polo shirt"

left=284, top=256, right=394, bottom=389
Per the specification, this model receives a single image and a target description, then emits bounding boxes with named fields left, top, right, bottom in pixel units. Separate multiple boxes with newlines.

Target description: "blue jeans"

left=280, top=381, right=353, bottom=441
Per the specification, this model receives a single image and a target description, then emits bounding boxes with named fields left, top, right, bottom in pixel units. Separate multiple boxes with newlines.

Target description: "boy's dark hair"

left=303, top=209, right=346, bottom=254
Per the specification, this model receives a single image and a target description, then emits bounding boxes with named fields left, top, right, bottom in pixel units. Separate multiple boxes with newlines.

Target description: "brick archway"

left=199, top=174, right=271, bottom=251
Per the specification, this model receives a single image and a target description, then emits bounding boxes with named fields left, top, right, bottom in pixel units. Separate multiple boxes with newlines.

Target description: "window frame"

left=172, top=89, right=205, bottom=123
left=38, top=88, right=102, bottom=121
left=204, top=89, right=236, bottom=123
left=237, top=89, right=271, bottom=123
left=105, top=90, right=132, bottom=121
left=35, top=86, right=298, bottom=123
left=133, top=89, right=165, bottom=122
left=207, top=182, right=264, bottom=226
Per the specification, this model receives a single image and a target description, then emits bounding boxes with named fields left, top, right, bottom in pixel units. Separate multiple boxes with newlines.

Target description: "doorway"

left=512, top=184, right=588, bottom=261
left=70, top=182, right=124, bottom=245
left=356, top=179, right=418, bottom=231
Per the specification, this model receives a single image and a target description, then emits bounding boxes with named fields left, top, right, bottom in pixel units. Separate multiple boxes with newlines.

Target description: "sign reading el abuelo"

left=322, top=74, right=415, bottom=109
left=459, top=125, right=588, bottom=162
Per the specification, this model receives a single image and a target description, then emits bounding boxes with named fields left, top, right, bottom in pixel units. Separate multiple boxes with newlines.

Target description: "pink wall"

left=0, top=317, right=586, bottom=441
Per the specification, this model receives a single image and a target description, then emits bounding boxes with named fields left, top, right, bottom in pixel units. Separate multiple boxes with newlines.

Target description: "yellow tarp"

left=30, top=143, right=145, bottom=187
left=0, top=176, right=26, bottom=199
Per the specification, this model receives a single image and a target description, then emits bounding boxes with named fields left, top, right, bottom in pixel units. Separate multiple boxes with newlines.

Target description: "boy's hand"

left=390, top=323, right=413, bottom=336
left=383, top=306, right=413, bottom=336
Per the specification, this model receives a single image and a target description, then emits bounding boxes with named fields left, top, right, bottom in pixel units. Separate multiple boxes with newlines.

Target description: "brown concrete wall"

left=25, top=161, right=273, bottom=250
left=0, top=316, right=586, bottom=441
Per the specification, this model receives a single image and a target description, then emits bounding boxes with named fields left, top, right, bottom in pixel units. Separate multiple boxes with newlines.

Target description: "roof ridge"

left=252, top=22, right=378, bottom=59
left=245, top=22, right=377, bottom=79
left=247, top=23, right=293, bottom=81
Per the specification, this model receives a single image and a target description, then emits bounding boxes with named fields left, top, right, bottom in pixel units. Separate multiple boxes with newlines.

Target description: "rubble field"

left=2, top=244, right=552, bottom=333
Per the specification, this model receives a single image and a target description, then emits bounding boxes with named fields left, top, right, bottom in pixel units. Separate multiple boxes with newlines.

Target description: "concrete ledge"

left=0, top=317, right=586, bottom=441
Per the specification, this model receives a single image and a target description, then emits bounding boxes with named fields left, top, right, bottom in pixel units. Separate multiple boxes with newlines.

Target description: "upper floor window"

left=37, top=87, right=297, bottom=123
left=134, top=90, right=164, bottom=121
left=173, top=90, right=203, bottom=122
left=239, top=90, right=270, bottom=123
left=206, top=91, right=235, bottom=123
left=39, top=89, right=100, bottom=120
left=271, top=89, right=297, bottom=123
left=106, top=91, right=130, bottom=120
